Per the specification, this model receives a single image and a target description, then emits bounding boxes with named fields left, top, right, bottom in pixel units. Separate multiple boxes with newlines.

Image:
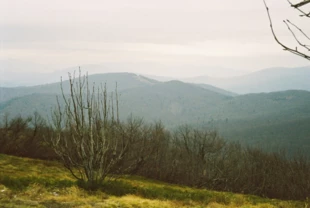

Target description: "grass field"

left=0, top=154, right=308, bottom=208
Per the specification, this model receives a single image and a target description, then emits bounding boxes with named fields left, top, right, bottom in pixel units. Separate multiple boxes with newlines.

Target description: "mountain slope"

left=0, top=79, right=231, bottom=126
left=194, top=83, right=238, bottom=97
left=0, top=73, right=158, bottom=103
left=205, top=90, right=310, bottom=154
left=119, top=80, right=231, bottom=126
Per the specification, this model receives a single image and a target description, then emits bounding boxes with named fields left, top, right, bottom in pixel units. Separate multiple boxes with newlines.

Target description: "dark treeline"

left=0, top=113, right=309, bottom=201
left=0, top=113, right=55, bottom=160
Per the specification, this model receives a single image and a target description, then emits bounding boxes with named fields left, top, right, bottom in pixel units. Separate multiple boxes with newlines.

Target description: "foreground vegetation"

left=0, top=154, right=308, bottom=208
left=1, top=73, right=309, bottom=203
left=1, top=112, right=310, bottom=201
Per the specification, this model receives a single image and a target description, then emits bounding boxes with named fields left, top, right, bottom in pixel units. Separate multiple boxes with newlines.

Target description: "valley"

left=1, top=71, right=310, bottom=156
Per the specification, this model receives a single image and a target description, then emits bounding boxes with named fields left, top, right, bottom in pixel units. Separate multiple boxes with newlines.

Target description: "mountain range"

left=2, top=59, right=309, bottom=95
left=182, top=66, right=310, bottom=94
left=0, top=72, right=309, bottom=157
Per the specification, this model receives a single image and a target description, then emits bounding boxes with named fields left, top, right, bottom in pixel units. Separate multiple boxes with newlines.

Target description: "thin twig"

left=286, top=19, right=310, bottom=40
left=263, top=0, right=310, bottom=60
left=283, top=20, right=310, bottom=51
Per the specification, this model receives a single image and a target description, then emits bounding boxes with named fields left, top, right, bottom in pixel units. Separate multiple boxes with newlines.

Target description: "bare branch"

left=287, top=0, right=310, bottom=17
left=263, top=0, right=310, bottom=61
left=48, top=69, right=130, bottom=188
left=291, top=0, right=310, bottom=8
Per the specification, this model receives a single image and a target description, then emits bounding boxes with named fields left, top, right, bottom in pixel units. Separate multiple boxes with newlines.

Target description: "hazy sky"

left=1, top=0, right=309, bottom=77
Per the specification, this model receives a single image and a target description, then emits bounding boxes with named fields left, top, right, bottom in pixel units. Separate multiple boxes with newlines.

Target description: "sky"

left=1, top=0, right=310, bottom=77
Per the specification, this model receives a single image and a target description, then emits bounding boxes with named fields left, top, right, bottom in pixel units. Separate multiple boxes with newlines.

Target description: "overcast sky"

left=1, top=0, right=309, bottom=77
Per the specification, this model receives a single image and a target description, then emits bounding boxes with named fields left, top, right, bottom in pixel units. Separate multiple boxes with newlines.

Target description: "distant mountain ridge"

left=182, top=66, right=310, bottom=94
left=1, top=59, right=309, bottom=94
left=0, top=73, right=158, bottom=103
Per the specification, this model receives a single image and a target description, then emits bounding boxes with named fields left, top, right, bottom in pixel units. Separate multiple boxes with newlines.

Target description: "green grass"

left=0, top=154, right=308, bottom=208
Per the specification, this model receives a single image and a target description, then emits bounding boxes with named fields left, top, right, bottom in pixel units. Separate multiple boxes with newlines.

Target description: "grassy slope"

left=0, top=154, right=308, bottom=208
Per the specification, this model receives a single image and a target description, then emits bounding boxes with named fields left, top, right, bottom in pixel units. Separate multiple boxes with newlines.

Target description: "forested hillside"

left=1, top=73, right=310, bottom=156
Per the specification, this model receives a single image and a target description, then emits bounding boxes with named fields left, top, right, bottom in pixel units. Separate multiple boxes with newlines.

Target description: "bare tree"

left=49, top=70, right=127, bottom=189
left=263, top=0, right=310, bottom=60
